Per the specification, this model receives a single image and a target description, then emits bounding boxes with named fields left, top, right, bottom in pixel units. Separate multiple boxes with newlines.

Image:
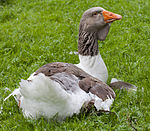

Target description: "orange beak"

left=102, top=10, right=122, bottom=23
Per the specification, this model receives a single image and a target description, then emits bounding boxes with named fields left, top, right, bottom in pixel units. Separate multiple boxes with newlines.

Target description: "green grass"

left=0, top=0, right=150, bottom=130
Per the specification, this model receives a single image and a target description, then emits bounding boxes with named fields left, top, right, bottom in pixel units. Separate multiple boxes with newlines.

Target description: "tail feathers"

left=19, top=79, right=33, bottom=98
left=4, top=88, right=21, bottom=104
left=18, top=74, right=76, bottom=119
left=19, top=74, right=70, bottom=101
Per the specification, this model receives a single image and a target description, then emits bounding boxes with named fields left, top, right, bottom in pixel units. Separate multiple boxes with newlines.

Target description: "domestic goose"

left=76, top=7, right=122, bottom=83
left=5, top=7, right=122, bottom=120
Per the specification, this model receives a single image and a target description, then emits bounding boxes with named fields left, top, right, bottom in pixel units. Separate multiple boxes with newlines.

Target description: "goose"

left=76, top=7, right=122, bottom=83
left=5, top=7, right=122, bottom=120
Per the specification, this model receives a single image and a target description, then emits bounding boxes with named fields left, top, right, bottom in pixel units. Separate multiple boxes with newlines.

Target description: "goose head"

left=79, top=7, right=122, bottom=40
left=78, top=7, right=122, bottom=56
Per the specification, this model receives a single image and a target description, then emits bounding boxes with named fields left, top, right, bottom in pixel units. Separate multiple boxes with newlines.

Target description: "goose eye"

left=93, top=12, right=98, bottom=16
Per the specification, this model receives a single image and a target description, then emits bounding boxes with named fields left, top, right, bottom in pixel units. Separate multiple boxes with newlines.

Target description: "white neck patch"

left=76, top=53, right=108, bottom=83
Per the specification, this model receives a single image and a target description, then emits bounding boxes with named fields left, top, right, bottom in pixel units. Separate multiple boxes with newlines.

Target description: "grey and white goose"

left=76, top=7, right=122, bottom=83
left=5, top=7, right=122, bottom=120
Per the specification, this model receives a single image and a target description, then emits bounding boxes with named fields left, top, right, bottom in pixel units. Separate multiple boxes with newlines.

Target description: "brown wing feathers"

left=34, top=62, right=115, bottom=101
left=35, top=62, right=89, bottom=79
left=79, top=78, right=115, bottom=100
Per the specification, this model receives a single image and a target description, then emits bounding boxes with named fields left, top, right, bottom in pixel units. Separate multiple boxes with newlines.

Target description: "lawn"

left=0, top=0, right=150, bottom=130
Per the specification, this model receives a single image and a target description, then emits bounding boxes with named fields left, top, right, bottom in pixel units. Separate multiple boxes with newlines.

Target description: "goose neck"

left=78, top=30, right=99, bottom=56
